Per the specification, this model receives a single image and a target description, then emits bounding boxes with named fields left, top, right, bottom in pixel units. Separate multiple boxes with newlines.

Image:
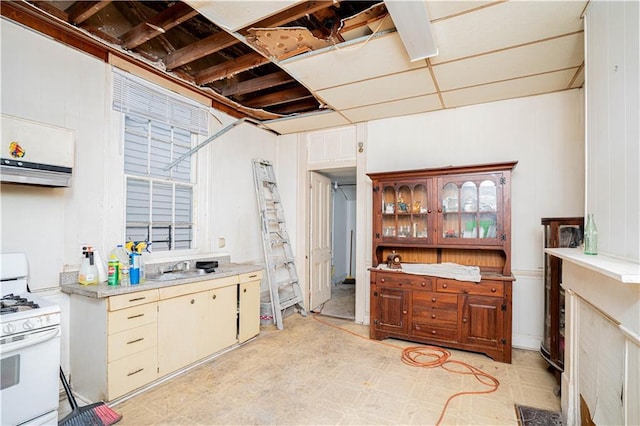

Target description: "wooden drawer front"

left=376, top=273, right=432, bottom=290
left=108, top=303, right=157, bottom=335
left=108, top=323, right=157, bottom=362
left=108, top=347, right=157, bottom=400
left=109, top=289, right=159, bottom=311
left=412, top=307, right=458, bottom=326
left=437, top=279, right=504, bottom=297
left=413, top=291, right=457, bottom=310
left=412, top=323, right=458, bottom=342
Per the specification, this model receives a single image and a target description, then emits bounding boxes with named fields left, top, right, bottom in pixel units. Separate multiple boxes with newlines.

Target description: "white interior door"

left=309, top=172, right=332, bottom=310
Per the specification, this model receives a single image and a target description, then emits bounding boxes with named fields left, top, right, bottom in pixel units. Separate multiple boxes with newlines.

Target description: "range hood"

left=1, top=115, right=74, bottom=187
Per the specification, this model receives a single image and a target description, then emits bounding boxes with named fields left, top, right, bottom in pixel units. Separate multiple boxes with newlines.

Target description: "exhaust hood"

left=1, top=115, right=74, bottom=187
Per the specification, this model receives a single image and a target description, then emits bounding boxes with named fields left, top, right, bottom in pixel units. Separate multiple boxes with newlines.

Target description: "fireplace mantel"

left=546, top=248, right=639, bottom=425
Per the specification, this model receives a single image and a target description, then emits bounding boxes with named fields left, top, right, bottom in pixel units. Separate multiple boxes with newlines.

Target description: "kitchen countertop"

left=61, top=262, right=264, bottom=298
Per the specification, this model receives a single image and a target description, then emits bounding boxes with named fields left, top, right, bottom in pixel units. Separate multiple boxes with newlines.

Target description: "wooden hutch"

left=368, top=161, right=517, bottom=363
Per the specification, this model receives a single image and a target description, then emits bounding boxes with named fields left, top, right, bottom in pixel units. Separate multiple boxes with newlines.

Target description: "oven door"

left=1, top=325, right=61, bottom=425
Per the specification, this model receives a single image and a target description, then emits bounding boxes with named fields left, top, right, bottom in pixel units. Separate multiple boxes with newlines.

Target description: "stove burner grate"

left=1, top=293, right=40, bottom=314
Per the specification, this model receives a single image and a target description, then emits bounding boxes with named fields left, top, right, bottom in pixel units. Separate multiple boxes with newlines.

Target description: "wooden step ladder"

left=252, top=159, right=306, bottom=330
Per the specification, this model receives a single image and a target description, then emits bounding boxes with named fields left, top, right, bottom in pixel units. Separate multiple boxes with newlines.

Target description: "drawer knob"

left=431, top=314, right=436, bottom=319
left=491, top=287, right=497, bottom=293
left=442, top=283, right=448, bottom=289
left=427, top=209, right=432, bottom=214
left=403, top=310, right=407, bottom=315
left=421, top=282, right=426, bottom=287
left=380, top=278, right=385, bottom=283
left=437, top=208, right=442, bottom=213
left=431, top=330, right=437, bottom=335
left=463, top=317, right=468, bottom=323
left=431, top=297, right=436, bottom=302
left=463, top=289, right=469, bottom=294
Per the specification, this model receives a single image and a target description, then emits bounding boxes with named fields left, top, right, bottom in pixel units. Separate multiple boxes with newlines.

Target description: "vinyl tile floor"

left=60, top=315, right=560, bottom=425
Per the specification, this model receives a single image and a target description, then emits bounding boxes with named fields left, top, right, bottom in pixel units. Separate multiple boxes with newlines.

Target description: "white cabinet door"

left=239, top=276, right=261, bottom=343
left=198, top=285, right=237, bottom=358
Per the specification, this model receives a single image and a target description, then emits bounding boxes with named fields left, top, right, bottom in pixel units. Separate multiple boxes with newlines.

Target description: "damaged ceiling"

left=1, top=1, right=586, bottom=134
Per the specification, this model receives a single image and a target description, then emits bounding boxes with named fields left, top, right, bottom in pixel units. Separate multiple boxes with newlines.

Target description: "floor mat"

left=515, top=404, right=563, bottom=426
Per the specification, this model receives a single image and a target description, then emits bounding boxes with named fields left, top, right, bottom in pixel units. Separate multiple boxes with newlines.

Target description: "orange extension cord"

left=312, top=315, right=500, bottom=425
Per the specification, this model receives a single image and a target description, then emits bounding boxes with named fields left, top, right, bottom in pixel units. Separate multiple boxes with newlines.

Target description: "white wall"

left=364, top=89, right=585, bottom=348
left=585, top=0, right=640, bottom=262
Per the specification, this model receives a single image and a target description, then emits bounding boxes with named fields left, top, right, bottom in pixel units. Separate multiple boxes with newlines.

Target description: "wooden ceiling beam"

left=65, top=1, right=112, bottom=24
left=165, top=31, right=238, bottom=70
left=121, top=2, right=199, bottom=50
left=222, top=71, right=295, bottom=97
left=243, top=86, right=314, bottom=108
left=28, top=1, right=68, bottom=21
left=268, top=99, right=321, bottom=115
left=247, top=1, right=339, bottom=30
left=195, top=52, right=270, bottom=85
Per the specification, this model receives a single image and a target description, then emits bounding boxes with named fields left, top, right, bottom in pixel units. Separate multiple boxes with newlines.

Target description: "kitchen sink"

left=146, top=269, right=210, bottom=282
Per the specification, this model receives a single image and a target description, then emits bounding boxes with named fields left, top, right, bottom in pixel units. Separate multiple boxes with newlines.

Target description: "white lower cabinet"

left=69, top=270, right=262, bottom=402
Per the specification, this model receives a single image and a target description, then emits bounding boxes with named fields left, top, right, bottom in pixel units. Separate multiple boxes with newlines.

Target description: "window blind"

left=113, top=69, right=208, bottom=135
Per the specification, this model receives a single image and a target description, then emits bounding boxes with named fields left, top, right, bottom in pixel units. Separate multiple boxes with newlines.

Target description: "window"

left=113, top=70, right=208, bottom=252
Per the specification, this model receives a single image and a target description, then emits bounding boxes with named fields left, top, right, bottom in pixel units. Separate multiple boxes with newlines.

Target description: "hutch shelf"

left=368, top=161, right=517, bottom=363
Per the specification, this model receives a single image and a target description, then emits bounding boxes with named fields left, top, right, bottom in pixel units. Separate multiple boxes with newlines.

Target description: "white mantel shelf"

left=545, top=248, right=640, bottom=284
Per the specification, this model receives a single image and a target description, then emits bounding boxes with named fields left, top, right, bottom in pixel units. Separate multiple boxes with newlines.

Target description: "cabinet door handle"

left=243, top=289, right=247, bottom=293
left=190, top=299, right=195, bottom=304
left=127, top=368, right=144, bottom=377
left=437, top=208, right=442, bottom=213
left=463, top=317, right=468, bottom=323
left=380, top=278, right=385, bottom=283
left=427, top=209, right=432, bottom=214
left=442, top=283, right=448, bottom=289
left=127, top=338, right=144, bottom=345
left=127, top=314, right=144, bottom=320
left=212, top=294, right=217, bottom=300
left=431, top=314, right=436, bottom=319
left=431, top=297, right=436, bottom=302
left=402, top=310, right=407, bottom=315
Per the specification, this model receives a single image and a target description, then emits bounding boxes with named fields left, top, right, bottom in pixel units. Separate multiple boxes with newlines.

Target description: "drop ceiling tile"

left=317, top=68, right=434, bottom=110
left=185, top=0, right=301, bottom=32
left=261, top=111, right=350, bottom=135
left=441, top=69, right=579, bottom=108
left=427, top=1, right=494, bottom=21
left=341, top=94, right=442, bottom=123
left=280, top=32, right=422, bottom=91
left=433, top=33, right=584, bottom=91
left=571, top=66, right=585, bottom=88
left=430, top=1, right=587, bottom=64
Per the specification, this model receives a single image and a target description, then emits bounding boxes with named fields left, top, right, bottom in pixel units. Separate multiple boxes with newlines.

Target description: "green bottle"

left=584, top=214, right=598, bottom=255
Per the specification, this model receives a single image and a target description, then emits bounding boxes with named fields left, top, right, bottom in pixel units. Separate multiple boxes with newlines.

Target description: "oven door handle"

left=1, top=327, right=60, bottom=354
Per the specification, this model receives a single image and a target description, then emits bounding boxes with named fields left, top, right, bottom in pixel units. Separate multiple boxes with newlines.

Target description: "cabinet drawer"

left=412, top=323, right=458, bottom=342
left=412, top=308, right=458, bottom=326
left=109, top=289, right=159, bottom=311
left=158, top=275, right=238, bottom=299
left=239, top=271, right=262, bottom=283
left=375, top=273, right=432, bottom=289
left=437, top=279, right=504, bottom=297
left=412, top=291, right=457, bottom=309
left=108, top=323, right=157, bottom=362
left=108, top=347, right=157, bottom=400
left=108, top=302, right=157, bottom=335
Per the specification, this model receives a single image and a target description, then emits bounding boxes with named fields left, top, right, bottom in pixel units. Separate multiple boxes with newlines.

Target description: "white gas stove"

left=1, top=252, right=61, bottom=426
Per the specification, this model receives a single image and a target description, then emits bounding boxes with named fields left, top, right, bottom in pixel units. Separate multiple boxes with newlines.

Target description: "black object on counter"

left=196, top=261, right=218, bottom=273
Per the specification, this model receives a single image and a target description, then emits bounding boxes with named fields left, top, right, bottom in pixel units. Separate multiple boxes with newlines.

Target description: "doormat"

left=515, top=404, right=563, bottom=426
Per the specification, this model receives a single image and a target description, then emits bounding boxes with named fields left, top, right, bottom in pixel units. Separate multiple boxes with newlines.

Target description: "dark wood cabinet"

left=368, top=162, right=517, bottom=363
left=540, top=217, right=583, bottom=386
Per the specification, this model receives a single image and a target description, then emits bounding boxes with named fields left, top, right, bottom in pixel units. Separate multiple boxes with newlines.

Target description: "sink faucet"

left=164, top=260, right=190, bottom=273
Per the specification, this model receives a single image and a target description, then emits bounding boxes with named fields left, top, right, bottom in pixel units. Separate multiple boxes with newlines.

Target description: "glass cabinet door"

left=438, top=174, right=501, bottom=244
left=380, top=180, right=432, bottom=243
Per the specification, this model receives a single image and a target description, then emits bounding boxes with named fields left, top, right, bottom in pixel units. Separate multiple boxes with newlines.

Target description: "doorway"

left=309, top=168, right=357, bottom=320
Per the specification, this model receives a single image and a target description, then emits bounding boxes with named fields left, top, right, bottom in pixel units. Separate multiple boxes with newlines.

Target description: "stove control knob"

left=3, top=323, right=16, bottom=334
left=23, top=320, right=35, bottom=330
